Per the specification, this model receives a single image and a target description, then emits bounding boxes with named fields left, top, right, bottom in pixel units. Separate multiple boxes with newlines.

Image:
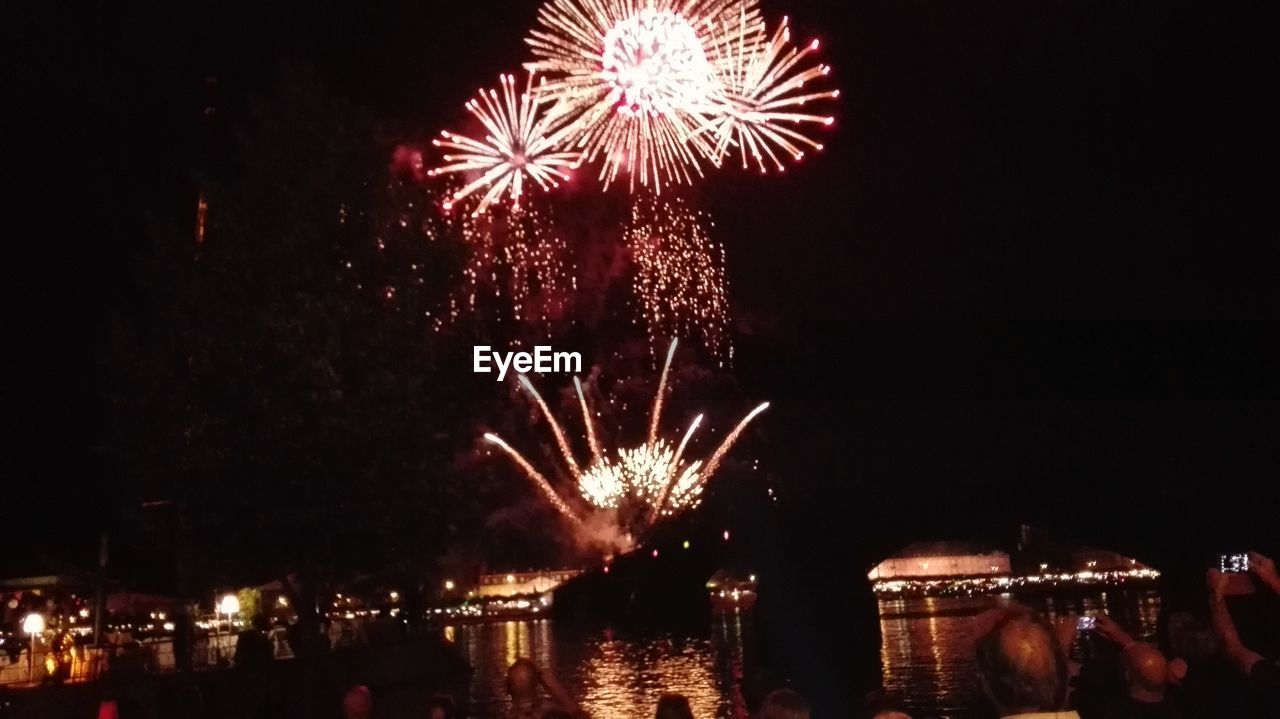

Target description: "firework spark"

left=430, top=197, right=574, bottom=333
left=484, top=338, right=767, bottom=536
left=525, top=0, right=766, bottom=191
left=429, top=72, right=582, bottom=216
left=626, top=196, right=731, bottom=363
left=705, top=16, right=839, bottom=173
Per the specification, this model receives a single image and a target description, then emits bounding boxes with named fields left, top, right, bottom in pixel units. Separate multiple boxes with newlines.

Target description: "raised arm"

left=1249, top=552, right=1280, bottom=594
left=1207, top=569, right=1266, bottom=676
left=1094, top=613, right=1136, bottom=650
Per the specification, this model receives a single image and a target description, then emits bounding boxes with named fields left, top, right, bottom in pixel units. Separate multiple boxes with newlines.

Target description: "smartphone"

left=1220, top=553, right=1250, bottom=573
left=1076, top=616, right=1096, bottom=632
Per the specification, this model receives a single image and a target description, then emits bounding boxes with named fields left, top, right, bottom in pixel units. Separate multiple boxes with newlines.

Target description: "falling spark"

left=525, top=0, right=766, bottom=191
left=483, top=339, right=768, bottom=536
left=625, top=196, right=731, bottom=363
left=429, top=72, right=581, bottom=215
left=704, top=16, right=839, bottom=173
left=430, top=195, right=574, bottom=334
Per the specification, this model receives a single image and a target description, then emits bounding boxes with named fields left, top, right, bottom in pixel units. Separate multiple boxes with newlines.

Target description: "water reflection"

left=445, top=615, right=751, bottom=719
left=442, top=590, right=1158, bottom=719
left=879, top=596, right=1000, bottom=717
left=878, top=590, right=1160, bottom=719
left=579, top=634, right=721, bottom=718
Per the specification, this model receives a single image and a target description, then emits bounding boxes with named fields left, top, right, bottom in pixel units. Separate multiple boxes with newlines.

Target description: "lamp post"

left=217, top=594, right=239, bottom=662
left=22, top=613, right=45, bottom=683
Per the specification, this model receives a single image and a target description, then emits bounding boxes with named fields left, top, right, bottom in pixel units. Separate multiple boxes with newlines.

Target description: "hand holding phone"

left=1093, top=614, right=1134, bottom=647
left=1209, top=565, right=1256, bottom=597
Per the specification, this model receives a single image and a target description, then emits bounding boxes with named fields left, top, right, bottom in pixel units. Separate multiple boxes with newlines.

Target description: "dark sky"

left=6, top=0, right=1275, bottom=574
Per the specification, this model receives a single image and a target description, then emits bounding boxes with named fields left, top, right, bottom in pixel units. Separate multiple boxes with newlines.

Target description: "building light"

left=219, top=594, right=240, bottom=617
left=22, top=614, right=45, bottom=635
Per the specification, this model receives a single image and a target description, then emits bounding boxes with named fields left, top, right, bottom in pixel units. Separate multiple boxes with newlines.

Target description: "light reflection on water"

left=443, top=590, right=1159, bottom=719
left=878, top=590, right=1161, bottom=719
left=445, top=615, right=750, bottom=719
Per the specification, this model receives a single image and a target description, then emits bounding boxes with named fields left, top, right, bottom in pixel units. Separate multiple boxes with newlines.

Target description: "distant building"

left=475, top=569, right=581, bottom=598
left=869, top=537, right=1159, bottom=596
left=867, top=541, right=1011, bottom=580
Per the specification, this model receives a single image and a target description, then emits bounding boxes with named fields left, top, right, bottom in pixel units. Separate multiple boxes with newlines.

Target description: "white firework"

left=483, top=338, right=768, bottom=530
left=429, top=72, right=582, bottom=216
left=705, top=15, right=839, bottom=173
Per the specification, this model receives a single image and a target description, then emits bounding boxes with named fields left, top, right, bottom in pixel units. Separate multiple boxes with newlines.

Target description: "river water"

left=443, top=588, right=1160, bottom=719
left=444, top=612, right=751, bottom=719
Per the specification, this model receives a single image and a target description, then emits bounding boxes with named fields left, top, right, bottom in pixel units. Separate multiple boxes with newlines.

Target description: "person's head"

left=975, top=616, right=1069, bottom=716
left=860, top=689, right=913, bottom=719
left=756, top=688, right=810, bottom=719
left=1122, top=642, right=1169, bottom=703
left=507, top=658, right=540, bottom=703
left=342, top=685, right=372, bottom=719
left=427, top=694, right=455, bottom=719
left=656, top=693, right=695, bottom=719
left=253, top=613, right=271, bottom=632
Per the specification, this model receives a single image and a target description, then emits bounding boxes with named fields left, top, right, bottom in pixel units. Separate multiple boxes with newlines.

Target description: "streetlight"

left=217, top=594, right=239, bottom=662
left=219, top=593, right=240, bottom=627
left=22, top=613, right=44, bottom=683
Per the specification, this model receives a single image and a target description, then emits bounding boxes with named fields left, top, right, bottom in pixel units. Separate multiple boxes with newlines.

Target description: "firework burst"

left=429, top=72, right=582, bottom=216
left=428, top=2, right=839, bottom=204
left=525, top=0, right=766, bottom=191
left=626, top=196, right=731, bottom=363
left=483, top=339, right=767, bottom=542
left=705, top=16, right=838, bottom=173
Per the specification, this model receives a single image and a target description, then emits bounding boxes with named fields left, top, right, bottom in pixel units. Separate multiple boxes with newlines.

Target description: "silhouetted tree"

left=101, top=66, right=474, bottom=655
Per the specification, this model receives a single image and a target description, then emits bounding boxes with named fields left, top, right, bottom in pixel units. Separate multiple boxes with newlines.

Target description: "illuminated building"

left=869, top=540, right=1160, bottom=596
left=475, top=569, right=581, bottom=599
left=867, top=542, right=1011, bottom=581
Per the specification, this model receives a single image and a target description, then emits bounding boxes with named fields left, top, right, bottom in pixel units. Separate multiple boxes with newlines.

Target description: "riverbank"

left=0, top=637, right=471, bottom=719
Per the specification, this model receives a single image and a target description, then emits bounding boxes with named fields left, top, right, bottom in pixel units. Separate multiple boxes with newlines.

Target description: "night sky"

left=6, top=0, right=1274, bottom=578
